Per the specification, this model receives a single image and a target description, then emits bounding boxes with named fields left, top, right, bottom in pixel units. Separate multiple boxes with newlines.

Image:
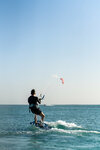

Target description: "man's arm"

left=37, top=95, right=45, bottom=104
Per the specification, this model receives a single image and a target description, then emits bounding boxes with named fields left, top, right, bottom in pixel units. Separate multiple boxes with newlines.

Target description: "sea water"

left=0, top=105, right=100, bottom=150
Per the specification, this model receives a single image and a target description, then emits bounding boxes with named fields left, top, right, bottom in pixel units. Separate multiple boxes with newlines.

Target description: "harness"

left=29, top=104, right=38, bottom=113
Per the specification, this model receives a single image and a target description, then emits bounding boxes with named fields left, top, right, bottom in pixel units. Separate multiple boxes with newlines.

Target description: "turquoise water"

left=0, top=105, right=100, bottom=150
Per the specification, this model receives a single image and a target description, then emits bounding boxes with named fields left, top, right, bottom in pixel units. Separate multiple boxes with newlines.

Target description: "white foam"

left=44, top=120, right=100, bottom=135
left=45, top=120, right=82, bottom=128
left=51, top=128, right=100, bottom=134
left=16, top=131, right=33, bottom=135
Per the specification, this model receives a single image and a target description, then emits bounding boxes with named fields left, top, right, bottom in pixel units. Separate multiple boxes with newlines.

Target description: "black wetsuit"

left=28, top=96, right=42, bottom=115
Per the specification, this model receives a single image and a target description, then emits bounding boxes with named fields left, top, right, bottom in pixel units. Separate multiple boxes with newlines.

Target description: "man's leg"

left=40, top=112, right=45, bottom=122
left=34, top=114, right=37, bottom=124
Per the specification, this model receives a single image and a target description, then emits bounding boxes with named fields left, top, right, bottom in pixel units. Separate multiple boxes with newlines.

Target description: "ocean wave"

left=1, top=128, right=100, bottom=137
left=1, top=120, right=100, bottom=137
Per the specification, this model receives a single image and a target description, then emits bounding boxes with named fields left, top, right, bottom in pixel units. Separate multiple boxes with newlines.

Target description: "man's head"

left=31, top=89, right=35, bottom=95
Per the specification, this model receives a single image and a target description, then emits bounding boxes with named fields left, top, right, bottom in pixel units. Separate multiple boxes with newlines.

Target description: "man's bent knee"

left=40, top=112, right=45, bottom=118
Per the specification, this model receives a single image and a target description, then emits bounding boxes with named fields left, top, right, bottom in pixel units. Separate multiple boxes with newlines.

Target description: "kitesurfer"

left=28, top=89, right=45, bottom=124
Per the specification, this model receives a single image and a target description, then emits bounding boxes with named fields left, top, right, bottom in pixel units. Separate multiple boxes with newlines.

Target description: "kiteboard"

left=30, top=120, right=52, bottom=130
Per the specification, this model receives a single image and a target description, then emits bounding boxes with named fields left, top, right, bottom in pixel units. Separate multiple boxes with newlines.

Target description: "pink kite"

left=60, top=78, right=64, bottom=84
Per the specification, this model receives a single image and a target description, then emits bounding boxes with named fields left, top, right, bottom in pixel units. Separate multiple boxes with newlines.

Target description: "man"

left=28, top=89, right=45, bottom=124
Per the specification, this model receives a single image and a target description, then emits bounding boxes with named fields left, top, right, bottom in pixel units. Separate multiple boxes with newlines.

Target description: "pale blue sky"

left=0, top=0, right=100, bottom=104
